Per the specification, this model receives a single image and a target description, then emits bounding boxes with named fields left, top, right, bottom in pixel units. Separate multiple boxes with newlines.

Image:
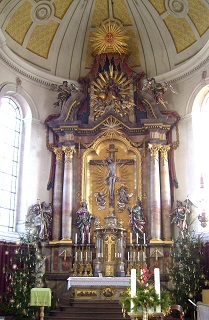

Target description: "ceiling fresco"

left=0, top=0, right=209, bottom=80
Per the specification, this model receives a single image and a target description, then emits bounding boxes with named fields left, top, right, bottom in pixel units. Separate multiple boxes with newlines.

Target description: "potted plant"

left=120, top=265, right=171, bottom=320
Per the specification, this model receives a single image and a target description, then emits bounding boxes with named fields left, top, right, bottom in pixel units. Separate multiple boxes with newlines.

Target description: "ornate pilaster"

left=61, top=146, right=76, bottom=242
left=160, top=145, right=172, bottom=241
left=52, top=147, right=63, bottom=241
left=148, top=144, right=161, bottom=241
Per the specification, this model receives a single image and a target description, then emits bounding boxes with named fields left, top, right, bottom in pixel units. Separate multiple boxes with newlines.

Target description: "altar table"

left=67, top=276, right=130, bottom=289
left=67, top=276, right=131, bottom=300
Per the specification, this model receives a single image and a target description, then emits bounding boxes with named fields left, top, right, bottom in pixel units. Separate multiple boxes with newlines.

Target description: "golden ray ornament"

left=90, top=20, right=130, bottom=55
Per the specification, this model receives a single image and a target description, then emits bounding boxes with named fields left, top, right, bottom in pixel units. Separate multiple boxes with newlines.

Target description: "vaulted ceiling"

left=0, top=0, right=209, bottom=81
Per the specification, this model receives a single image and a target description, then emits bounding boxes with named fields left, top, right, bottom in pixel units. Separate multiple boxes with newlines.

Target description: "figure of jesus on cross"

left=104, top=157, right=120, bottom=205
left=90, top=144, right=134, bottom=208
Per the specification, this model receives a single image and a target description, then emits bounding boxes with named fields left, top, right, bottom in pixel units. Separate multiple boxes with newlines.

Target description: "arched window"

left=0, top=97, right=22, bottom=232
left=193, top=87, right=209, bottom=233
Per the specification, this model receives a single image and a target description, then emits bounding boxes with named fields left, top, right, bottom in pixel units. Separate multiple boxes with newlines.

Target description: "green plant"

left=170, top=228, right=206, bottom=318
left=119, top=265, right=171, bottom=315
left=1, top=231, right=45, bottom=319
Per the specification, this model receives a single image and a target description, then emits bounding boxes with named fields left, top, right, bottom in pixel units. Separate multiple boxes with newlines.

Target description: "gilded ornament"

left=62, top=145, right=76, bottom=159
left=53, top=147, right=63, bottom=161
left=90, top=20, right=130, bottom=55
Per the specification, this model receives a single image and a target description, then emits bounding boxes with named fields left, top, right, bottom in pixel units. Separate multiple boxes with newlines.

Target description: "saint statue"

left=128, top=198, right=146, bottom=237
left=74, top=201, right=93, bottom=243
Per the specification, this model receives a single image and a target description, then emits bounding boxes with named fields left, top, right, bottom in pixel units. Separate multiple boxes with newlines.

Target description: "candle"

left=130, top=232, right=132, bottom=244
left=154, top=268, right=161, bottom=312
left=143, top=233, right=146, bottom=244
left=82, top=233, right=84, bottom=244
left=136, top=233, right=138, bottom=244
left=75, top=233, right=77, bottom=244
left=80, top=252, right=82, bottom=260
left=88, top=232, right=90, bottom=244
left=75, top=252, right=77, bottom=261
left=131, top=269, right=136, bottom=311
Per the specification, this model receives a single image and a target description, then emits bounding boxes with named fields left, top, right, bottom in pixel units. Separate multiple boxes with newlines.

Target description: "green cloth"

left=30, top=288, right=51, bottom=306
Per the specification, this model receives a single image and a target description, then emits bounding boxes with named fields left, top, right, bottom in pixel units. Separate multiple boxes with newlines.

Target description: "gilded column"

left=52, top=147, right=63, bottom=241
left=61, top=145, right=76, bottom=241
left=148, top=144, right=161, bottom=241
left=160, top=145, right=171, bottom=241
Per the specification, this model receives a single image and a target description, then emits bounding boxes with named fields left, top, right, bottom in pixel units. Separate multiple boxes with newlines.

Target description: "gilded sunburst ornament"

left=90, top=20, right=130, bottom=55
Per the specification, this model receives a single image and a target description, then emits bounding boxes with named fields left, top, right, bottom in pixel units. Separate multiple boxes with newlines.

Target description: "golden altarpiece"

left=44, top=21, right=180, bottom=303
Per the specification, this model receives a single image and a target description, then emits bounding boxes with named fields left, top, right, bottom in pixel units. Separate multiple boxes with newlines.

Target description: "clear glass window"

left=0, top=97, right=22, bottom=232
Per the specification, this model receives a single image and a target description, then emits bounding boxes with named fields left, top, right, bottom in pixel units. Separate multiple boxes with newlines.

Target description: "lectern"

left=30, top=288, right=51, bottom=320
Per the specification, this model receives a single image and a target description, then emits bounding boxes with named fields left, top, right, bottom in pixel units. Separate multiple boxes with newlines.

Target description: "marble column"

left=52, top=147, right=63, bottom=241
left=61, top=146, right=76, bottom=241
left=148, top=144, right=161, bottom=241
left=160, top=145, right=172, bottom=241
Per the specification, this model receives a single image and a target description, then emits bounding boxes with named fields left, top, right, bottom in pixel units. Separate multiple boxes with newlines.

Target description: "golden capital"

left=148, top=143, right=161, bottom=160
left=53, top=147, right=63, bottom=161
left=160, top=145, right=170, bottom=164
left=62, top=145, right=76, bottom=159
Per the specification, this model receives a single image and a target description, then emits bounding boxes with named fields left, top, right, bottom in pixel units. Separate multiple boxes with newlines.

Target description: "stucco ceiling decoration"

left=90, top=20, right=130, bottom=55
left=0, top=0, right=209, bottom=84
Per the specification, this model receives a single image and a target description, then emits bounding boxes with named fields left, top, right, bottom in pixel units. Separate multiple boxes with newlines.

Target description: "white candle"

left=82, top=233, right=84, bottom=244
left=136, top=233, right=138, bottom=244
left=154, top=268, right=161, bottom=312
left=143, top=233, right=146, bottom=244
left=80, top=252, right=83, bottom=260
left=88, top=232, right=90, bottom=244
left=131, top=269, right=136, bottom=311
left=75, top=233, right=77, bottom=244
left=90, top=252, right=92, bottom=261
left=130, top=232, right=132, bottom=244
left=75, top=252, right=77, bottom=261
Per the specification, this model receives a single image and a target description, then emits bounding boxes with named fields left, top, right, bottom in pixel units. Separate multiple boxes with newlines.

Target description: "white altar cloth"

left=67, top=277, right=130, bottom=290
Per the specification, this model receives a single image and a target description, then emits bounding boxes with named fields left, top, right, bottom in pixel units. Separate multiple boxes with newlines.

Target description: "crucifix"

left=90, top=144, right=134, bottom=207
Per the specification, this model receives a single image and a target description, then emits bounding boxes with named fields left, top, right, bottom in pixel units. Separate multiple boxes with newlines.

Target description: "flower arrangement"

left=120, top=265, right=171, bottom=317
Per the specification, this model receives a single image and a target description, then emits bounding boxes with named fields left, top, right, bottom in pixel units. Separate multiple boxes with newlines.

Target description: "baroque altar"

left=43, top=20, right=180, bottom=303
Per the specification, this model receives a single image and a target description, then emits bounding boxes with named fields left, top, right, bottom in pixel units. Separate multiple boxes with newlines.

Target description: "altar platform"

left=67, top=276, right=131, bottom=300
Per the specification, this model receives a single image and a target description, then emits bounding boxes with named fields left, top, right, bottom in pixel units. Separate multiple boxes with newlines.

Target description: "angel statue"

left=26, top=200, right=52, bottom=241
left=170, top=198, right=196, bottom=231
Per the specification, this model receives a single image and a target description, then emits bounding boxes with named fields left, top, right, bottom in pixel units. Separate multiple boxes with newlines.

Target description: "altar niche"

left=82, top=137, right=141, bottom=233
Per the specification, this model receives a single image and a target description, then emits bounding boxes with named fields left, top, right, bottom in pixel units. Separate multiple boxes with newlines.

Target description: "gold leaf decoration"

left=90, top=20, right=130, bottom=55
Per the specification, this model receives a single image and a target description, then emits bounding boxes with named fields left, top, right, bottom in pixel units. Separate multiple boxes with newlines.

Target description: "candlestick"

left=154, top=268, right=161, bottom=312
left=131, top=269, right=136, bottom=311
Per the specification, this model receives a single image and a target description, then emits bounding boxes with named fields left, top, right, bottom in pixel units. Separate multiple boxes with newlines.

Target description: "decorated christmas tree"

left=170, top=199, right=207, bottom=319
left=1, top=231, right=45, bottom=319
